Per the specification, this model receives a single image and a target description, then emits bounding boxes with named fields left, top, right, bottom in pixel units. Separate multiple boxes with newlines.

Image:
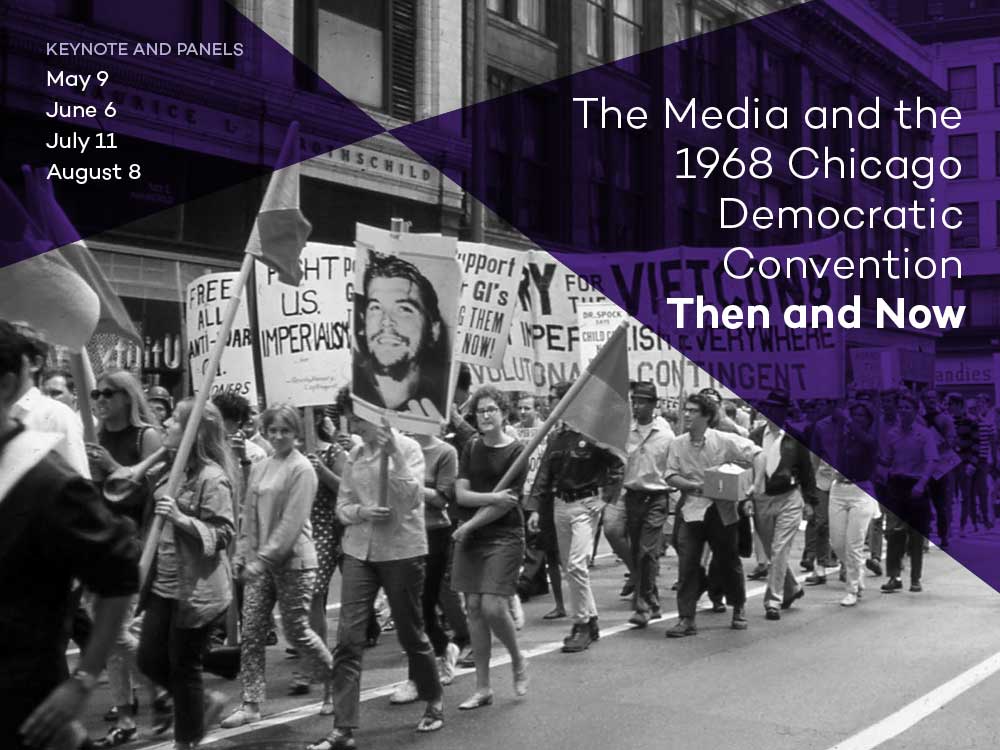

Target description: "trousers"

left=828, top=481, right=878, bottom=595
left=624, top=492, right=668, bottom=615
left=554, top=496, right=604, bottom=623
left=754, top=489, right=804, bottom=611
left=675, top=504, right=744, bottom=619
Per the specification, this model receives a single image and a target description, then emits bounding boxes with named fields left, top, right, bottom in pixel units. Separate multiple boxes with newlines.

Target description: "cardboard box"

left=702, top=463, right=753, bottom=502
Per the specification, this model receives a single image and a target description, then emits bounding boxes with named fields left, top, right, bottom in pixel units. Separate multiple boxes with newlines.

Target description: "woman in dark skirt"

left=451, top=386, right=529, bottom=710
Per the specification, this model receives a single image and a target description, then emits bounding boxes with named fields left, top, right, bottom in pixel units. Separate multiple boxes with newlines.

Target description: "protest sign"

left=186, top=272, right=258, bottom=403
left=566, top=235, right=846, bottom=400
left=455, top=242, right=526, bottom=368
left=352, top=224, right=462, bottom=435
left=255, top=242, right=355, bottom=407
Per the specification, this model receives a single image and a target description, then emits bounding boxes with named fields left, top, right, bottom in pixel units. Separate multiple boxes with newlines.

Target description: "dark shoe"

left=307, top=729, right=356, bottom=750
left=103, top=694, right=138, bottom=723
left=649, top=608, right=662, bottom=621
left=910, top=580, right=923, bottom=593
left=151, top=695, right=173, bottom=735
left=781, top=588, right=804, bottom=610
left=562, top=623, right=594, bottom=652
left=866, top=558, right=883, bottom=576
left=671, top=580, right=679, bottom=591
left=710, top=598, right=727, bottom=613
left=731, top=607, right=748, bottom=630
left=93, top=726, right=138, bottom=748
left=939, top=538, right=950, bottom=550
left=628, top=611, right=650, bottom=628
left=289, top=672, right=311, bottom=696
left=456, top=646, right=475, bottom=669
left=881, top=577, right=903, bottom=593
left=799, top=560, right=814, bottom=572
left=588, top=616, right=600, bottom=642
left=666, top=618, right=697, bottom=638
left=765, top=608, right=781, bottom=621
left=285, top=647, right=300, bottom=658
left=265, top=630, right=278, bottom=646
left=747, top=564, right=769, bottom=581
left=804, top=574, right=827, bottom=586
left=543, top=607, right=567, bottom=620
left=619, top=582, right=635, bottom=598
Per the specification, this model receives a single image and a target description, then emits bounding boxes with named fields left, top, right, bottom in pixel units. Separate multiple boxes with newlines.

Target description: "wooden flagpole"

left=138, top=252, right=256, bottom=585
left=491, top=320, right=629, bottom=492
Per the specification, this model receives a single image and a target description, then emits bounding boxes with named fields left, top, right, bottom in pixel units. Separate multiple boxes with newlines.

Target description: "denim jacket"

left=153, top=462, right=235, bottom=628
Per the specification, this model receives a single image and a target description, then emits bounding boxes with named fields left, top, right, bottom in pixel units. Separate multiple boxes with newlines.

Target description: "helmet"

left=146, top=385, right=174, bottom=409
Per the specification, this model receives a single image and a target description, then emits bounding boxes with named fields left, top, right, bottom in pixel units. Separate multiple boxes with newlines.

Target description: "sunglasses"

left=90, top=388, right=122, bottom=400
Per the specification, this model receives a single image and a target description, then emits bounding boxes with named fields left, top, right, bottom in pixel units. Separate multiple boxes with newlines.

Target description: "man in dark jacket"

left=0, top=320, right=139, bottom=750
left=750, top=390, right=817, bottom=621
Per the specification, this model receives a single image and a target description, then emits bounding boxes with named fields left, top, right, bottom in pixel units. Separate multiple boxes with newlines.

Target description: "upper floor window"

left=948, top=66, right=977, bottom=110
left=949, top=133, right=978, bottom=178
left=297, top=0, right=416, bottom=120
left=487, top=0, right=547, bottom=35
left=587, top=0, right=643, bottom=74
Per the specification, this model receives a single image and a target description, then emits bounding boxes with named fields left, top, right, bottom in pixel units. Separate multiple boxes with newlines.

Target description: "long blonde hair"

left=96, top=370, right=158, bottom=430
left=171, top=399, right=240, bottom=493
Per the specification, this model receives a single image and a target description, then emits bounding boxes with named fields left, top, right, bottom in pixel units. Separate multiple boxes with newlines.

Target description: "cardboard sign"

left=186, top=272, right=258, bottom=403
left=351, top=224, right=462, bottom=435
left=455, top=242, right=526, bottom=368
left=255, top=243, right=355, bottom=407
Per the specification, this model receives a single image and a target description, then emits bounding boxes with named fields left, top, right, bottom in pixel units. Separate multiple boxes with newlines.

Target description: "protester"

left=389, top=422, right=464, bottom=702
left=666, top=393, right=759, bottom=636
left=452, top=386, right=529, bottom=709
left=291, top=397, right=352, bottom=698
left=826, top=401, right=880, bottom=607
left=310, top=396, right=443, bottom=750
left=137, top=399, right=235, bottom=749
left=919, top=388, right=955, bottom=549
left=801, top=398, right=836, bottom=576
left=949, top=393, right=987, bottom=535
left=527, top=384, right=623, bottom=652
left=0, top=320, right=139, bottom=750
left=42, top=368, right=77, bottom=408
left=750, top=390, right=816, bottom=622
left=146, top=386, right=174, bottom=429
left=223, top=405, right=333, bottom=728
left=881, top=390, right=937, bottom=593
left=12, top=325, right=89, bottom=476
left=622, top=382, right=675, bottom=629
left=86, top=369, right=163, bottom=745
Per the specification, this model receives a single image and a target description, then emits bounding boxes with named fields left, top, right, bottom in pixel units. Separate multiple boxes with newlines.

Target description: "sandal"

left=93, top=725, right=138, bottom=747
left=307, top=729, right=356, bottom=750
left=416, top=704, right=444, bottom=733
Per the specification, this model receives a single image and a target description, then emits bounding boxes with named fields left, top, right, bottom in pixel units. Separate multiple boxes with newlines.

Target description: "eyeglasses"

left=90, top=388, right=121, bottom=400
left=476, top=406, right=499, bottom=416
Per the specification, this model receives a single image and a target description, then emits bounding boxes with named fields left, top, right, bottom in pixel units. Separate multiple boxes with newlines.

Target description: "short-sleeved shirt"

left=456, top=439, right=527, bottom=539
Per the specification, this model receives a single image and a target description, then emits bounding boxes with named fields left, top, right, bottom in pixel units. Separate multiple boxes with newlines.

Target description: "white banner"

left=352, top=225, right=463, bottom=435
left=255, top=243, right=355, bottom=407
left=186, top=272, right=258, bottom=404
left=455, top=242, right=526, bottom=368
left=568, top=236, right=847, bottom=400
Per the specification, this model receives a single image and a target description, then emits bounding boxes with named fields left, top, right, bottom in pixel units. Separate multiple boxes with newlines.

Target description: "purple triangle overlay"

left=389, top=1, right=1000, bottom=593
left=0, top=0, right=386, bottom=260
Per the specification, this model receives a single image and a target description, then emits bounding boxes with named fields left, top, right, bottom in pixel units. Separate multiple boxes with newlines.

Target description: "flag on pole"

left=246, top=121, right=312, bottom=286
left=558, top=320, right=631, bottom=460
left=0, top=180, right=99, bottom=352
left=21, top=166, right=141, bottom=345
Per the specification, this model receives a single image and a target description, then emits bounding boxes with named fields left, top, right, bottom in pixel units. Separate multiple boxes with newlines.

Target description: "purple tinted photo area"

left=0, top=0, right=385, bottom=262
left=390, top=1, right=1000, bottom=590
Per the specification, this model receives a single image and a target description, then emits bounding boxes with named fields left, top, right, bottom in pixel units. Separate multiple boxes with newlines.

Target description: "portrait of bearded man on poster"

left=352, top=248, right=451, bottom=424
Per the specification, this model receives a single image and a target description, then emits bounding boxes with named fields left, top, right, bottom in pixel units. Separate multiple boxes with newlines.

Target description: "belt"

left=624, top=488, right=668, bottom=501
left=554, top=487, right=600, bottom=502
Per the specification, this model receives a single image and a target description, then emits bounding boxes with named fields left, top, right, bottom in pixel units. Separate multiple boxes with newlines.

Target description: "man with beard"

left=353, top=251, right=449, bottom=420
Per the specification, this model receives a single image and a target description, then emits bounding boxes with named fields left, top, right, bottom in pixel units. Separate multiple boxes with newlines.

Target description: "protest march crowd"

left=2, top=314, right=998, bottom=750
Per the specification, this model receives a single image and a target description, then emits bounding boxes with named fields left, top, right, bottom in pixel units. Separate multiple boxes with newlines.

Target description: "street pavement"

left=75, top=526, right=1000, bottom=750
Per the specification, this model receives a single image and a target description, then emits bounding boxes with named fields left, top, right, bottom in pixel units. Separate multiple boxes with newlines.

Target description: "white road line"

left=825, top=649, right=1000, bottom=750
left=145, top=575, right=798, bottom=750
